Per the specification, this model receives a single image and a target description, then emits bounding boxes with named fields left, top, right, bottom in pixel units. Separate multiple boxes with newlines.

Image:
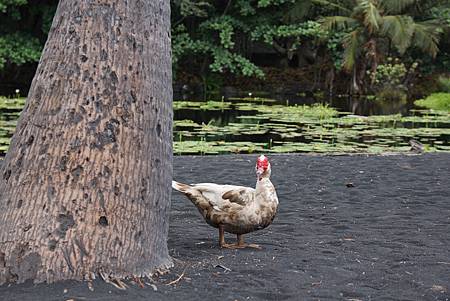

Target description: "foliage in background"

left=0, top=0, right=27, bottom=13
left=415, top=93, right=450, bottom=111
left=415, top=74, right=450, bottom=111
left=0, top=0, right=449, bottom=96
left=0, top=1, right=55, bottom=69
left=367, top=57, right=419, bottom=100
left=0, top=33, right=41, bottom=68
left=320, top=0, right=446, bottom=93
left=437, top=76, right=450, bottom=93
left=171, top=0, right=331, bottom=80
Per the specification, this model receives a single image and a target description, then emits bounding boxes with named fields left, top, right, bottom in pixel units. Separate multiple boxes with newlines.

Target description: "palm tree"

left=320, top=0, right=443, bottom=93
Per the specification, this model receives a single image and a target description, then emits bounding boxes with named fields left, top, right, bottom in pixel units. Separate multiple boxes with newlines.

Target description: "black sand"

left=1, top=154, right=449, bottom=301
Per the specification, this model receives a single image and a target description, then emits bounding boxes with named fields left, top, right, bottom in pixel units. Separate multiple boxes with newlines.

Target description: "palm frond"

left=343, top=29, right=363, bottom=71
left=179, top=0, right=211, bottom=17
left=283, top=0, right=312, bottom=23
left=311, top=0, right=353, bottom=15
left=381, top=0, right=417, bottom=14
left=357, top=0, right=382, bottom=33
left=320, top=16, right=359, bottom=31
left=412, top=21, right=441, bottom=57
left=381, top=15, right=414, bottom=54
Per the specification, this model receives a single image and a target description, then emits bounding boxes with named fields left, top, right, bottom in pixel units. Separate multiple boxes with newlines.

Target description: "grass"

left=414, top=93, right=450, bottom=112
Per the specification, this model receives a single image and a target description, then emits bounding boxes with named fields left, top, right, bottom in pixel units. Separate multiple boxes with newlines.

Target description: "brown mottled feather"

left=222, top=189, right=248, bottom=206
left=172, top=174, right=278, bottom=236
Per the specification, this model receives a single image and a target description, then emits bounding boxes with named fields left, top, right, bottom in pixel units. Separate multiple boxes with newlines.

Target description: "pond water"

left=198, top=91, right=418, bottom=116
left=0, top=98, right=24, bottom=155
left=1, top=95, right=449, bottom=156
left=173, top=95, right=449, bottom=154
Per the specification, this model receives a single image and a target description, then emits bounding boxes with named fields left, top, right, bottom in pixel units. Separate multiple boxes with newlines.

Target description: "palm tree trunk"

left=0, top=0, right=173, bottom=284
left=351, top=66, right=359, bottom=94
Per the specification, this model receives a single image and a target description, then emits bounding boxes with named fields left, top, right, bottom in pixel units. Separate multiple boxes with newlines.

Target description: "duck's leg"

left=219, top=225, right=240, bottom=249
left=220, top=233, right=261, bottom=249
left=219, top=224, right=227, bottom=248
left=236, top=234, right=261, bottom=249
left=219, top=226, right=262, bottom=249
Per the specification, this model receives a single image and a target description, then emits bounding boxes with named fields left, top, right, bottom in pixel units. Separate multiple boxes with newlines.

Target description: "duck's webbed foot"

left=221, top=243, right=261, bottom=249
left=244, top=243, right=262, bottom=249
left=218, top=232, right=262, bottom=249
left=220, top=243, right=240, bottom=249
left=237, top=234, right=262, bottom=249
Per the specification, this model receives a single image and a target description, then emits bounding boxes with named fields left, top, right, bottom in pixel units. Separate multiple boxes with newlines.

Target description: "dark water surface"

left=1, top=94, right=449, bottom=156
left=172, top=94, right=449, bottom=154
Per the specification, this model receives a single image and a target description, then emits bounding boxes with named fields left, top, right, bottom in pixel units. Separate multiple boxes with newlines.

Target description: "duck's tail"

left=172, top=180, right=192, bottom=192
left=172, top=181, right=210, bottom=212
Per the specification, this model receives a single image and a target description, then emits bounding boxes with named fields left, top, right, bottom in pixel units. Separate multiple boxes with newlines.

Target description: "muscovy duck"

left=172, top=155, right=278, bottom=249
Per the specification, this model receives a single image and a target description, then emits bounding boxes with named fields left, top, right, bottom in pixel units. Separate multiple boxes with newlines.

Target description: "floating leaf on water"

left=228, top=97, right=277, bottom=103
left=0, top=97, right=26, bottom=109
left=173, top=100, right=233, bottom=111
left=1, top=97, right=449, bottom=156
left=174, top=119, right=201, bottom=128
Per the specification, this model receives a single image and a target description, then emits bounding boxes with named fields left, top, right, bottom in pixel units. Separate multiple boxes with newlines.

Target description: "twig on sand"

left=98, top=271, right=128, bottom=290
left=110, top=278, right=128, bottom=290
left=172, top=257, right=186, bottom=265
left=87, top=281, right=94, bottom=292
left=166, top=266, right=188, bottom=286
left=133, top=276, right=145, bottom=288
left=215, top=264, right=231, bottom=273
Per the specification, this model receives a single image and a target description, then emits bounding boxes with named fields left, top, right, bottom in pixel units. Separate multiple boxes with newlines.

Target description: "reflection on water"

left=172, top=97, right=449, bottom=154
left=177, top=89, right=416, bottom=116
left=1, top=95, right=449, bottom=156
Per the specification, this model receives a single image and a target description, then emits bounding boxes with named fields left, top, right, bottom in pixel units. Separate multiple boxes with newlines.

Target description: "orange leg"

left=219, top=229, right=261, bottom=250
left=219, top=224, right=226, bottom=248
left=236, top=234, right=261, bottom=249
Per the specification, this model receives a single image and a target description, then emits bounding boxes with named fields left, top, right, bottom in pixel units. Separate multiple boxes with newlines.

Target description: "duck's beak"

left=256, top=168, right=264, bottom=178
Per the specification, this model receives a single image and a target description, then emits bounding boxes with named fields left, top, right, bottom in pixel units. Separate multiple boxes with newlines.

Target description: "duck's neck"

left=255, top=177, right=272, bottom=190
left=255, top=177, right=277, bottom=205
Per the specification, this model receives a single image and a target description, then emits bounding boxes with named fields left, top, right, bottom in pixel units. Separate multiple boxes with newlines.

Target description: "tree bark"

left=0, top=0, right=173, bottom=284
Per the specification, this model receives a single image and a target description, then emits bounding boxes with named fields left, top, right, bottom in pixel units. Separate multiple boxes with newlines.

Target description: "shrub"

left=415, top=93, right=450, bottom=111
left=437, top=76, right=450, bottom=93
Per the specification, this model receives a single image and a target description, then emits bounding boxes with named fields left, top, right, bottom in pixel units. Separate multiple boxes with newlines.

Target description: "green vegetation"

left=1, top=97, right=449, bottom=155
left=321, top=0, right=443, bottom=90
left=1, top=2, right=450, bottom=156
left=437, top=76, right=450, bottom=93
left=367, top=59, right=418, bottom=100
left=415, top=93, right=450, bottom=111
left=173, top=100, right=231, bottom=111
left=172, top=0, right=449, bottom=94
left=0, top=33, right=42, bottom=69
left=0, top=2, right=54, bottom=70
left=1, top=1, right=449, bottom=95
left=174, top=98, right=450, bottom=155
left=0, top=96, right=25, bottom=109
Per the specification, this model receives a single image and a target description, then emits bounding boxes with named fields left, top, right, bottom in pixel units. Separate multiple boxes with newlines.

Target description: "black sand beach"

left=1, top=154, right=449, bottom=301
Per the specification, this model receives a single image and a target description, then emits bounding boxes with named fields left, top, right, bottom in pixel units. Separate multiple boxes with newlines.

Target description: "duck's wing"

left=221, top=187, right=255, bottom=206
left=192, top=183, right=255, bottom=209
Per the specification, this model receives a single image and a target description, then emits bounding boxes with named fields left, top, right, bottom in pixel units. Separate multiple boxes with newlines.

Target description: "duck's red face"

left=255, top=155, right=270, bottom=179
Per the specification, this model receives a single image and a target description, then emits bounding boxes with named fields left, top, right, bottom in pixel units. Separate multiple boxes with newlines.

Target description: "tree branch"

left=223, top=0, right=233, bottom=16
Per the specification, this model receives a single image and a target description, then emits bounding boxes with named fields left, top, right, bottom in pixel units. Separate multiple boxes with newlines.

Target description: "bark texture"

left=0, top=0, right=173, bottom=284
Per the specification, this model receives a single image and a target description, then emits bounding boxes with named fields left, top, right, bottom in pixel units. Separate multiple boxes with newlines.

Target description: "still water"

left=1, top=95, right=449, bottom=156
